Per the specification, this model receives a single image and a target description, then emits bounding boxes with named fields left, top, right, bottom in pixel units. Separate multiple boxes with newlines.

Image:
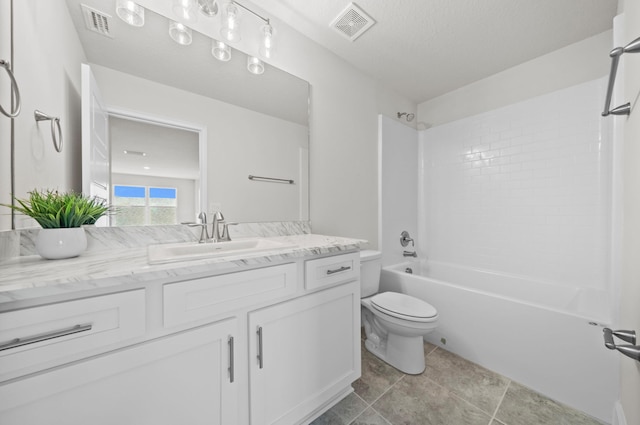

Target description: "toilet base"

left=364, top=333, right=426, bottom=375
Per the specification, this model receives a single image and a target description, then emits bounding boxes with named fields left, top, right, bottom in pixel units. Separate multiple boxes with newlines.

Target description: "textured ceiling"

left=260, top=0, right=618, bottom=103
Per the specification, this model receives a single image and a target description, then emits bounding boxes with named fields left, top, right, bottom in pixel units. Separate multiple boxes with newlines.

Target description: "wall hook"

left=34, top=110, right=63, bottom=153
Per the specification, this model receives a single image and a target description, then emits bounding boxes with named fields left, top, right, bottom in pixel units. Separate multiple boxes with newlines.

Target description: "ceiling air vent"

left=330, top=3, right=375, bottom=42
left=81, top=4, right=113, bottom=38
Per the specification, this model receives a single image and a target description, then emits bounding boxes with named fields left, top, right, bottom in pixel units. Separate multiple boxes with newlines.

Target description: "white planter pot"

left=35, top=228, right=88, bottom=260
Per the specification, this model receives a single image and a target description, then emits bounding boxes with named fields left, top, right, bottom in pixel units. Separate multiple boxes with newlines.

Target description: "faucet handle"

left=198, top=211, right=208, bottom=224
left=219, top=222, right=238, bottom=242
left=400, top=231, right=414, bottom=247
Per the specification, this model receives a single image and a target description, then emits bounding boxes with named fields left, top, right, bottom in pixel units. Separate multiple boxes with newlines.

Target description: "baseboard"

left=613, top=401, right=627, bottom=425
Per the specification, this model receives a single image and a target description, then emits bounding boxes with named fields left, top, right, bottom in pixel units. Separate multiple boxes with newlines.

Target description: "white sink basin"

left=148, top=238, right=297, bottom=264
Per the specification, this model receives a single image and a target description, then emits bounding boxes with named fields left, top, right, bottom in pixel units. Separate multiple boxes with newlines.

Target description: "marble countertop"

left=0, top=234, right=365, bottom=308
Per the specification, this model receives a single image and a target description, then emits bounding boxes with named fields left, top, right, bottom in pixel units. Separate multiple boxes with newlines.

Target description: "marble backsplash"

left=0, top=221, right=311, bottom=261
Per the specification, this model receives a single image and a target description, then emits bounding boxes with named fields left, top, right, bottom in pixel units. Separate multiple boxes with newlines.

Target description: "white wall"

left=418, top=30, right=612, bottom=128
left=9, top=0, right=86, bottom=229
left=91, top=64, right=308, bottom=223
left=619, top=0, right=640, bottom=423
left=420, top=78, right=612, bottom=291
left=378, top=115, right=419, bottom=266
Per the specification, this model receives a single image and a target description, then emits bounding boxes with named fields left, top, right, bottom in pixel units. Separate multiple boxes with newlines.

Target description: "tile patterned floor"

left=311, top=337, right=604, bottom=425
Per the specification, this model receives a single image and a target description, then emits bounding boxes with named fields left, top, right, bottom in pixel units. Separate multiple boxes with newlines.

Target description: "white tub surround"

left=0, top=232, right=364, bottom=425
left=381, top=260, right=616, bottom=423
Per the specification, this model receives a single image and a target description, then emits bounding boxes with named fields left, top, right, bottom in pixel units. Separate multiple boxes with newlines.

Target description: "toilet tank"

left=360, top=250, right=382, bottom=298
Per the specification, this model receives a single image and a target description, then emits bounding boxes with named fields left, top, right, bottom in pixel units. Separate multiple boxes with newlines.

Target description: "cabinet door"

left=0, top=319, right=238, bottom=425
left=249, top=283, right=360, bottom=425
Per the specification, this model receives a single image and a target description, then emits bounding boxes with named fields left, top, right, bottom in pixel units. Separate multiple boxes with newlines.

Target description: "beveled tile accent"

left=351, top=407, right=391, bottom=425
left=425, top=348, right=510, bottom=414
left=352, top=343, right=404, bottom=403
left=311, top=393, right=368, bottom=425
left=495, top=382, right=604, bottom=425
left=373, top=375, right=492, bottom=425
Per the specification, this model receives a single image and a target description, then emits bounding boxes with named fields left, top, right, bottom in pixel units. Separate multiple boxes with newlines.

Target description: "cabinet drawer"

left=0, top=290, right=146, bottom=381
left=164, top=263, right=298, bottom=328
left=305, top=252, right=360, bottom=291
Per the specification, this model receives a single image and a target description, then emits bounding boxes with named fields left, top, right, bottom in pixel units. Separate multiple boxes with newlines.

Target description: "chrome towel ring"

left=0, top=59, right=21, bottom=118
left=34, top=110, right=63, bottom=153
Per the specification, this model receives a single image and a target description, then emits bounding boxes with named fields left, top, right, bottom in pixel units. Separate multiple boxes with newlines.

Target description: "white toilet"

left=360, top=250, right=438, bottom=374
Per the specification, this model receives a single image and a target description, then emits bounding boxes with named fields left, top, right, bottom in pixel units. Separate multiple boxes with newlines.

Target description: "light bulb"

left=172, top=0, right=198, bottom=23
left=259, top=23, right=274, bottom=59
left=116, top=0, right=145, bottom=27
left=212, top=40, right=231, bottom=61
left=221, top=2, right=241, bottom=42
left=247, top=56, right=264, bottom=75
left=169, top=21, right=193, bottom=45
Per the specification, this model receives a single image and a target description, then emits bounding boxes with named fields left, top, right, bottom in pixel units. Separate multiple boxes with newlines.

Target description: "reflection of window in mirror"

left=113, top=185, right=178, bottom=226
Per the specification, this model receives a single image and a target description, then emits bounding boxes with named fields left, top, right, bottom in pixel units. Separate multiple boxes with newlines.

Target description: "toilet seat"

left=371, top=292, right=437, bottom=323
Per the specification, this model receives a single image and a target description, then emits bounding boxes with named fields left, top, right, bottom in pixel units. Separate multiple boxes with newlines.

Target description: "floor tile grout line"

left=490, top=379, right=512, bottom=424
left=366, top=373, right=407, bottom=408
left=369, top=405, right=394, bottom=425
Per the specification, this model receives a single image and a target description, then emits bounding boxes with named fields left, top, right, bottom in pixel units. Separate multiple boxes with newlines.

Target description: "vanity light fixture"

left=197, top=0, right=219, bottom=17
left=247, top=56, right=264, bottom=75
left=259, top=23, right=274, bottom=59
left=212, top=40, right=231, bottom=61
left=115, top=0, right=145, bottom=27
left=172, top=0, right=198, bottom=23
left=220, top=2, right=241, bottom=42
left=169, top=21, right=193, bottom=45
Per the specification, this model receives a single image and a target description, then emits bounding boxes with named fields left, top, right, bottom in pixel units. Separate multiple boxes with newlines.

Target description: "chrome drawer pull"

left=257, top=326, right=264, bottom=369
left=0, top=323, right=93, bottom=352
left=326, top=266, right=351, bottom=275
left=228, top=336, right=235, bottom=383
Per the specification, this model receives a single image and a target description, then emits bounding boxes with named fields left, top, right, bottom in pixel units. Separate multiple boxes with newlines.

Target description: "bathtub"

left=380, top=260, right=617, bottom=423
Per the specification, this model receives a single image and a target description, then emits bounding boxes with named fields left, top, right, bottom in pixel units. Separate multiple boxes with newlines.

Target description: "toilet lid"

left=371, top=292, right=437, bottom=322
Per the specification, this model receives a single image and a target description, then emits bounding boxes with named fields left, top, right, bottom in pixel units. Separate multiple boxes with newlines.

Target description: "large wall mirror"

left=4, top=0, right=309, bottom=230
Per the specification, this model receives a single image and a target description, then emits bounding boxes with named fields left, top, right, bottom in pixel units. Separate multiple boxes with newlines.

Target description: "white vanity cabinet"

left=248, top=282, right=360, bottom=425
left=0, top=251, right=361, bottom=425
left=0, top=319, right=238, bottom=425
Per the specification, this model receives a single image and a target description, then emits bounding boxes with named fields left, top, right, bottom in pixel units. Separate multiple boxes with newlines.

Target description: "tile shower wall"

left=420, top=78, right=612, bottom=289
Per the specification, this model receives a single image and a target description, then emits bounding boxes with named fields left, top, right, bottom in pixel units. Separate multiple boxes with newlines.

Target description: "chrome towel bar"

left=0, top=59, right=21, bottom=118
left=34, top=110, right=63, bottom=152
left=248, top=175, right=294, bottom=184
left=602, top=35, right=640, bottom=117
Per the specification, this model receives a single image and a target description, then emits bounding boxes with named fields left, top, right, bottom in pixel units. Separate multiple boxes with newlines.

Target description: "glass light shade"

left=247, top=56, right=264, bottom=75
left=116, top=0, right=145, bottom=27
left=169, top=21, right=193, bottom=45
left=259, top=23, right=274, bottom=59
left=212, top=40, right=231, bottom=61
left=220, top=2, right=241, bottom=42
left=198, top=0, right=219, bottom=17
left=172, top=0, right=198, bottom=23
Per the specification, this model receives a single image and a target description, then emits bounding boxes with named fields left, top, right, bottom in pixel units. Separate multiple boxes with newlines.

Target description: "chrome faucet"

left=187, top=212, right=211, bottom=243
left=403, top=251, right=417, bottom=257
left=211, top=211, right=224, bottom=242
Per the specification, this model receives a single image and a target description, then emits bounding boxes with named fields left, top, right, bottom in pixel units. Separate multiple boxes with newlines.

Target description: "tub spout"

left=403, top=251, right=417, bottom=257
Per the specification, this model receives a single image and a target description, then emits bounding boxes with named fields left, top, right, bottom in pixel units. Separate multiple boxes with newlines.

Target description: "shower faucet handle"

left=400, top=231, right=414, bottom=247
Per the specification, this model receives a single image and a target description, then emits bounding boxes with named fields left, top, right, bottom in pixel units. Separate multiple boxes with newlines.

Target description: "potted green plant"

left=3, top=189, right=110, bottom=259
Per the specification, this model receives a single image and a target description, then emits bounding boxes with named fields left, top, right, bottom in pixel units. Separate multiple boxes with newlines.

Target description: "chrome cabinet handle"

left=0, top=59, right=21, bottom=118
left=257, top=326, right=264, bottom=369
left=0, top=323, right=93, bottom=352
left=326, top=266, right=351, bottom=275
left=228, top=336, right=235, bottom=383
